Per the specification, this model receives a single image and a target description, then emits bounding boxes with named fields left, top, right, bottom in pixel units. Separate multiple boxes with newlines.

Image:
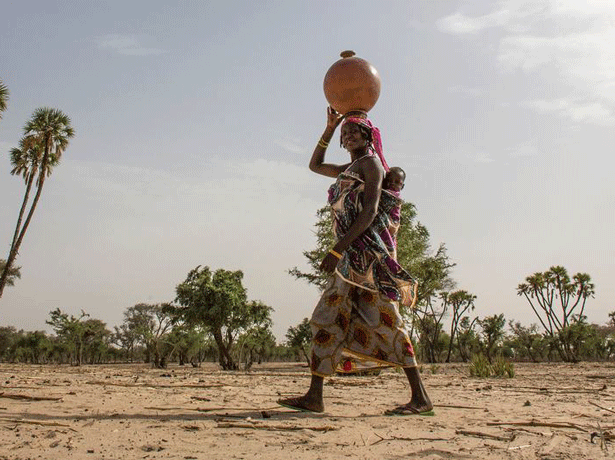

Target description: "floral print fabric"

left=310, top=275, right=417, bottom=377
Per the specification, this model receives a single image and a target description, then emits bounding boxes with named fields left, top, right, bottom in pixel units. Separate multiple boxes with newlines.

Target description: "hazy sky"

left=1, top=1, right=613, bottom=341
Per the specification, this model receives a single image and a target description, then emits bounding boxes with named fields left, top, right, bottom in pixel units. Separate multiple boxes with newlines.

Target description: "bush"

left=492, top=357, right=515, bottom=378
left=469, top=354, right=492, bottom=378
left=468, top=354, right=514, bottom=378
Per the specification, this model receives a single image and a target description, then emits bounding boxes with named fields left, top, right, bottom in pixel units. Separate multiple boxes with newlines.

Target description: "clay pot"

left=323, top=50, right=381, bottom=115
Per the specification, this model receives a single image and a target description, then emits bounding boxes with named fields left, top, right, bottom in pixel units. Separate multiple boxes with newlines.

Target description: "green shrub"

left=492, top=357, right=515, bottom=378
left=469, top=354, right=492, bottom=378
left=469, top=354, right=515, bottom=378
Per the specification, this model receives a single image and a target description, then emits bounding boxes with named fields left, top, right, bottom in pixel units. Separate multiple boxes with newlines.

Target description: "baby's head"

left=383, top=167, right=406, bottom=193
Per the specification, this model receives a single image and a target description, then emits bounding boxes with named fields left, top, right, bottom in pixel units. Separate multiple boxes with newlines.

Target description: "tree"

left=13, top=330, right=52, bottom=364
left=0, top=260, right=20, bottom=287
left=456, top=316, right=479, bottom=362
left=508, top=321, right=545, bottom=362
left=237, top=325, right=276, bottom=370
left=0, top=80, right=7, bottom=120
left=517, top=266, right=595, bottom=362
left=0, top=326, right=18, bottom=362
left=2, top=136, right=43, bottom=293
left=46, top=309, right=90, bottom=365
left=444, top=290, right=476, bottom=362
left=113, top=323, right=139, bottom=362
left=121, top=303, right=173, bottom=368
left=285, top=318, right=312, bottom=365
left=414, top=292, right=448, bottom=363
left=171, top=266, right=273, bottom=370
left=478, top=314, right=506, bottom=363
left=165, top=324, right=207, bottom=366
left=0, top=108, right=75, bottom=297
left=80, top=318, right=112, bottom=364
left=288, top=206, right=333, bottom=290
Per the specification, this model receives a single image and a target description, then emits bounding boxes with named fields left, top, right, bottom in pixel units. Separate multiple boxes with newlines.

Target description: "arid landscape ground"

left=0, top=361, right=613, bottom=459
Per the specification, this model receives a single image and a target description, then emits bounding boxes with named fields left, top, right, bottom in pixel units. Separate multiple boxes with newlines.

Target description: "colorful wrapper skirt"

left=310, top=275, right=417, bottom=377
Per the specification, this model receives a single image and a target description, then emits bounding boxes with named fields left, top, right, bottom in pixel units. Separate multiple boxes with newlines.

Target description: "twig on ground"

left=502, top=427, right=547, bottom=437
left=487, top=420, right=588, bottom=432
left=455, top=429, right=514, bottom=442
left=589, top=401, right=615, bottom=415
left=0, top=392, right=62, bottom=401
left=369, top=432, right=449, bottom=445
left=216, top=421, right=337, bottom=432
left=85, top=380, right=224, bottom=389
left=0, top=418, right=74, bottom=429
left=435, top=404, right=481, bottom=410
left=144, top=406, right=266, bottom=413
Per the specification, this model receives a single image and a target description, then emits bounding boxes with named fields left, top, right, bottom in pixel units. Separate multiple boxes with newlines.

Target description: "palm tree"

left=0, top=108, right=74, bottom=298
left=0, top=80, right=8, bottom=119
left=0, top=260, right=20, bottom=286
left=6, top=137, right=45, bottom=271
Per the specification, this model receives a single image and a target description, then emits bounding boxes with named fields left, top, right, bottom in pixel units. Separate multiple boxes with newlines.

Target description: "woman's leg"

left=278, top=277, right=352, bottom=413
left=402, top=366, right=433, bottom=412
left=277, top=374, right=325, bottom=412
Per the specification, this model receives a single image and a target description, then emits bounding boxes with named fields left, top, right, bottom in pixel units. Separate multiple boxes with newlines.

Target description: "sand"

left=0, top=361, right=613, bottom=459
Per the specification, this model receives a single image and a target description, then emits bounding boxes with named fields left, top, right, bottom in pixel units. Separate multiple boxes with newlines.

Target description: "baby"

left=382, top=166, right=406, bottom=258
left=383, top=166, right=406, bottom=195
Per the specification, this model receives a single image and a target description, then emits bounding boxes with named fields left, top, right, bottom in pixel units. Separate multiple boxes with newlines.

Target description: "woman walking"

left=278, top=108, right=433, bottom=415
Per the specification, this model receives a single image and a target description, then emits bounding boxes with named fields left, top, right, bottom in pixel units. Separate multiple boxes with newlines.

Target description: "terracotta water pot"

left=323, top=50, right=381, bottom=115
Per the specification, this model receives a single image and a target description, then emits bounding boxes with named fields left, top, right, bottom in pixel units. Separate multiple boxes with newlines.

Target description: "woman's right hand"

left=326, top=107, right=343, bottom=130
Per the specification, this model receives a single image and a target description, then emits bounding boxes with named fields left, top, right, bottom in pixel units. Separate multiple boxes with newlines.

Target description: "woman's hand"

left=326, top=106, right=343, bottom=130
left=319, top=252, right=340, bottom=273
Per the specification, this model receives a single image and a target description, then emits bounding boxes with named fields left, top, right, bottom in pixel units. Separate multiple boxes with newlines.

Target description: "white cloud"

left=273, top=137, right=305, bottom=155
left=437, top=9, right=512, bottom=34
left=469, top=151, right=495, bottom=164
left=521, top=98, right=615, bottom=125
left=95, top=34, right=167, bottom=56
left=437, top=1, right=615, bottom=125
left=507, top=143, right=539, bottom=158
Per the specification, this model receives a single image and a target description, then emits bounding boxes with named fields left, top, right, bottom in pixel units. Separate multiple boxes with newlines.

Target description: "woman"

left=278, top=108, right=433, bottom=415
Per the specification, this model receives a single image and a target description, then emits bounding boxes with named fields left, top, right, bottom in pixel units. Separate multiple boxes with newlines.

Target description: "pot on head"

left=323, top=50, right=381, bottom=116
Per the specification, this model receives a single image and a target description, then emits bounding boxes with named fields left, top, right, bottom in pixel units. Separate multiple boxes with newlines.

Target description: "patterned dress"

left=310, top=161, right=418, bottom=377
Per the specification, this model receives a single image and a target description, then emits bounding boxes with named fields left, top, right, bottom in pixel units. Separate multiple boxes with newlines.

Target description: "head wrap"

left=341, top=116, right=389, bottom=172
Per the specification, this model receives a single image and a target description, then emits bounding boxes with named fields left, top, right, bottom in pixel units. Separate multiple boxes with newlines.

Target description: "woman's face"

left=341, top=123, right=368, bottom=152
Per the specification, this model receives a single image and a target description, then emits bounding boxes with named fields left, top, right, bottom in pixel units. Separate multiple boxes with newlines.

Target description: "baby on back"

left=382, top=166, right=406, bottom=258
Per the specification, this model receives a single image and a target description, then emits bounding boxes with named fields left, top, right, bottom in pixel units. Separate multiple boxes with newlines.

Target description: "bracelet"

left=328, top=249, right=342, bottom=259
left=318, top=137, right=330, bottom=148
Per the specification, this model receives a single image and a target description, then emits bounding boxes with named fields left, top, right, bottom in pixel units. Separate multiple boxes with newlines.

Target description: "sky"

left=1, top=0, right=614, bottom=342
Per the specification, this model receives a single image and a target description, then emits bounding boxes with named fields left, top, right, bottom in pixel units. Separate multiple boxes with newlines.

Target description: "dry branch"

left=487, top=420, right=588, bottom=432
left=216, top=421, right=337, bottom=432
left=435, top=404, right=482, bottom=410
left=0, top=418, right=73, bottom=428
left=370, top=433, right=449, bottom=445
left=455, top=429, right=514, bottom=442
left=589, top=401, right=615, bottom=415
left=0, top=392, right=62, bottom=401
left=85, top=380, right=224, bottom=389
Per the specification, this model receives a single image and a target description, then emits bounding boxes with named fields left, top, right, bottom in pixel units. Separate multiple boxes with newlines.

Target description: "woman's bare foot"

left=277, top=395, right=324, bottom=413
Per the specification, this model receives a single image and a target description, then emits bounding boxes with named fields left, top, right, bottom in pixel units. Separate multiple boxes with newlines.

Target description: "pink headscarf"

left=341, top=116, right=389, bottom=172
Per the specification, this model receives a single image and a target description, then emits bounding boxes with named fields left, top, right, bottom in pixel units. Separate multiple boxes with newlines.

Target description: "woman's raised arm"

left=309, top=107, right=350, bottom=177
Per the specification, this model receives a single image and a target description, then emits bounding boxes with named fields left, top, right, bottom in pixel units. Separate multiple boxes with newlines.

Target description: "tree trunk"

left=213, top=330, right=237, bottom=370
left=0, top=144, right=50, bottom=298
left=0, top=168, right=37, bottom=297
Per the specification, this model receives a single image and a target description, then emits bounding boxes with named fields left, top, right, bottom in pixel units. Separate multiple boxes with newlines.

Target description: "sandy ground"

left=0, top=361, right=613, bottom=460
